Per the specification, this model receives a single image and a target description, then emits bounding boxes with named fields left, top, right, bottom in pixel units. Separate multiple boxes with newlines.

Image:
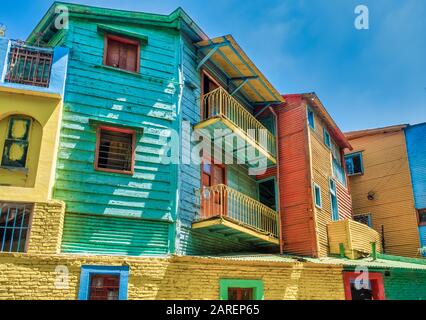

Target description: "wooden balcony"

left=328, top=219, right=382, bottom=259
left=195, top=87, right=277, bottom=167
left=193, top=184, right=279, bottom=247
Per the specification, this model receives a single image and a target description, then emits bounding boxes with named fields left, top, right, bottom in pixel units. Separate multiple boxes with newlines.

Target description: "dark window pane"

left=89, top=275, right=120, bottom=300
left=97, top=129, right=133, bottom=172
left=419, top=210, right=426, bottom=224
left=0, top=203, right=31, bottom=253
left=258, top=179, right=276, bottom=210
left=228, top=287, right=254, bottom=300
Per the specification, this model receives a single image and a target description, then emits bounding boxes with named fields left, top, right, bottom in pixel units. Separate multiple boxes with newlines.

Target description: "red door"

left=201, top=163, right=226, bottom=219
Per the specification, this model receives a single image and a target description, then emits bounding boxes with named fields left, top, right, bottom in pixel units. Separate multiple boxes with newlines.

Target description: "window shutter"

left=106, top=40, right=121, bottom=68
left=125, top=44, right=138, bottom=72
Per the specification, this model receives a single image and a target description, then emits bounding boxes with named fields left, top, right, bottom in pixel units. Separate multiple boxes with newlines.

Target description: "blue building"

left=405, top=122, right=426, bottom=256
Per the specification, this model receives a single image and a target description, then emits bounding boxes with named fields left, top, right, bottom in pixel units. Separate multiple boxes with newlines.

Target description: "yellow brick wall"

left=0, top=253, right=345, bottom=300
left=347, top=130, right=421, bottom=257
left=26, top=200, right=65, bottom=255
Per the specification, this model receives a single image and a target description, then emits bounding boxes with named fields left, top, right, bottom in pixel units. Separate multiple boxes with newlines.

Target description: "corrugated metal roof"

left=194, top=253, right=426, bottom=271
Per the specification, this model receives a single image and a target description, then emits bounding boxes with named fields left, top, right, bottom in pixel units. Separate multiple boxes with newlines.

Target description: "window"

left=219, top=279, right=264, bottom=300
left=343, top=272, right=385, bottom=300
left=329, top=179, right=339, bottom=221
left=418, top=209, right=426, bottom=226
left=228, top=288, right=254, bottom=300
left=314, top=183, right=322, bottom=209
left=104, top=34, right=140, bottom=72
left=354, top=214, right=372, bottom=227
left=1, top=116, right=31, bottom=168
left=89, top=275, right=120, bottom=300
left=345, top=152, right=364, bottom=176
left=95, top=126, right=136, bottom=174
left=323, top=128, right=331, bottom=148
left=307, top=108, right=315, bottom=129
left=0, top=202, right=32, bottom=253
left=258, top=178, right=277, bottom=210
left=78, top=266, right=129, bottom=300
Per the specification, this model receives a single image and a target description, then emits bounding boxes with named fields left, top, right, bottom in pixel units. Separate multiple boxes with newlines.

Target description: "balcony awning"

left=195, top=35, right=284, bottom=104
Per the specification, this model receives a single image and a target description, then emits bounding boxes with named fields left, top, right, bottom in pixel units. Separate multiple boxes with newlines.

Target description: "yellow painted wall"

left=347, top=130, right=421, bottom=257
left=0, top=89, right=62, bottom=202
left=0, top=201, right=345, bottom=300
left=0, top=253, right=345, bottom=300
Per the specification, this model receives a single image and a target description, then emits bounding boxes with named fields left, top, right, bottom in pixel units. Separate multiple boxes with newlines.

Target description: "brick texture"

left=0, top=253, right=345, bottom=300
left=26, top=201, right=65, bottom=255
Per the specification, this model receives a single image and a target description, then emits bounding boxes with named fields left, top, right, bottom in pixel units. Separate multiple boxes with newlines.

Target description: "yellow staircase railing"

left=195, top=184, right=279, bottom=238
left=202, top=87, right=277, bottom=158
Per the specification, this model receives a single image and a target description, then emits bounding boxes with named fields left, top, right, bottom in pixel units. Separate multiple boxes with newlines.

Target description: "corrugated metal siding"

left=405, top=123, right=426, bottom=209
left=328, top=219, right=381, bottom=259
left=277, top=101, right=318, bottom=257
left=61, top=213, right=170, bottom=256
left=179, top=226, right=255, bottom=255
left=347, top=130, right=421, bottom=257
left=336, top=182, right=353, bottom=220
left=227, top=165, right=258, bottom=199
left=309, top=124, right=333, bottom=257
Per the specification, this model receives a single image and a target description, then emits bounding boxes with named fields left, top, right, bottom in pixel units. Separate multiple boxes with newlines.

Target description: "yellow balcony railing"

left=195, top=184, right=279, bottom=238
left=202, top=87, right=277, bottom=159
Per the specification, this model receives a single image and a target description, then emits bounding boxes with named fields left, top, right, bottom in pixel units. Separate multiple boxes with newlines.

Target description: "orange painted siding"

left=347, top=130, right=421, bottom=257
left=276, top=99, right=318, bottom=257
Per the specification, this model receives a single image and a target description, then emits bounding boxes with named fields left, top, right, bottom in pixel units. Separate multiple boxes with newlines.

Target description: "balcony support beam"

left=197, top=46, right=219, bottom=70
left=230, top=78, right=249, bottom=96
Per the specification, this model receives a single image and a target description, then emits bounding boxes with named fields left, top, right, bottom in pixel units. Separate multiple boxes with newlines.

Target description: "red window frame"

left=343, top=271, right=385, bottom=300
left=103, top=33, right=141, bottom=73
left=94, top=125, right=136, bottom=175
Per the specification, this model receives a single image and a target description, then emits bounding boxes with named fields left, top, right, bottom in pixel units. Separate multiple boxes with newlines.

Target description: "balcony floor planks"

left=192, top=217, right=279, bottom=246
left=195, top=116, right=277, bottom=167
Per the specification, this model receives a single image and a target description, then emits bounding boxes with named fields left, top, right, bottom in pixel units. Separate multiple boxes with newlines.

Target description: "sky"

left=1, top=0, right=425, bottom=131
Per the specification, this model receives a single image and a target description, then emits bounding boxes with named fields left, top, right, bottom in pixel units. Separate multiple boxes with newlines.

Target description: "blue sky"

left=1, top=0, right=425, bottom=131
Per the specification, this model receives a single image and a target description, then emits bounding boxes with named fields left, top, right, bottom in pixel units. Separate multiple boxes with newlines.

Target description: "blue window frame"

left=78, top=265, right=129, bottom=300
left=307, top=108, right=315, bottom=129
left=354, top=214, right=372, bottom=227
left=323, top=128, right=331, bottom=148
left=345, top=152, right=364, bottom=176
left=329, top=179, right=339, bottom=221
left=314, top=183, right=322, bottom=209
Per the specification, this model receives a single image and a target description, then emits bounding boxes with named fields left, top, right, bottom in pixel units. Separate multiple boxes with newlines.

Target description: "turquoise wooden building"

left=28, top=2, right=283, bottom=257
left=405, top=122, right=426, bottom=256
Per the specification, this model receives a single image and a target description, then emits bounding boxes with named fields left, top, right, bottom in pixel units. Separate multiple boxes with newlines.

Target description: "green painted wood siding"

left=62, top=213, right=170, bottom=256
left=55, top=18, right=181, bottom=255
